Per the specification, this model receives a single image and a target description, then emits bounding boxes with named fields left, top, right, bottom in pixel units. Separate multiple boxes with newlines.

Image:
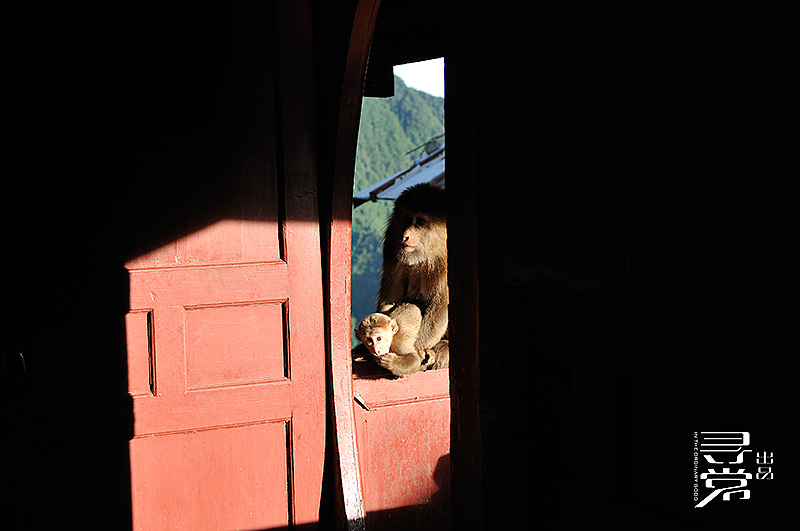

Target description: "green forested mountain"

left=351, top=76, right=444, bottom=341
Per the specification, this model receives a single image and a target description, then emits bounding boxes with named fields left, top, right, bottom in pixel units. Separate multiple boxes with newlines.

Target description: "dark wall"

left=447, top=3, right=789, bottom=529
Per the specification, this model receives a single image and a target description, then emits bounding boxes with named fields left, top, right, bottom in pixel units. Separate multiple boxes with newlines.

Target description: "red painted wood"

left=273, top=2, right=328, bottom=525
left=353, top=367, right=449, bottom=407
left=127, top=261, right=289, bottom=308
left=127, top=236, right=304, bottom=531
left=129, top=422, right=291, bottom=530
left=353, top=370, right=451, bottom=530
left=125, top=311, right=152, bottom=396
left=185, top=302, right=286, bottom=389
left=125, top=5, right=325, bottom=529
left=130, top=381, right=292, bottom=437
left=326, top=1, right=382, bottom=529
left=126, top=219, right=282, bottom=269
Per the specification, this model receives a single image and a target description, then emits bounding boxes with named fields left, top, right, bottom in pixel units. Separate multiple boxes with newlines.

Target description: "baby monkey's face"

left=362, top=332, right=393, bottom=357
left=356, top=314, right=399, bottom=357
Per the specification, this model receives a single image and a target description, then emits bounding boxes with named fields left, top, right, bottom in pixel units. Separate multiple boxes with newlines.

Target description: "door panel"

left=353, top=369, right=451, bottom=529
left=129, top=422, right=290, bottom=530
left=184, top=302, right=286, bottom=389
left=127, top=256, right=323, bottom=527
left=126, top=310, right=153, bottom=396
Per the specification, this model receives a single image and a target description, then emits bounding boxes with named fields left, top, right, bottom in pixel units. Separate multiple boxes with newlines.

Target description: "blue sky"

left=393, top=58, right=444, bottom=98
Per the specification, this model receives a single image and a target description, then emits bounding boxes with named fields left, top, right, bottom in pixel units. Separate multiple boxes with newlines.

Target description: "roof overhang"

left=353, top=144, right=445, bottom=208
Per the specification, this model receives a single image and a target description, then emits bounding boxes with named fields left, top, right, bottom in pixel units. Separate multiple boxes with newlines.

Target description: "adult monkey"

left=375, top=182, right=449, bottom=377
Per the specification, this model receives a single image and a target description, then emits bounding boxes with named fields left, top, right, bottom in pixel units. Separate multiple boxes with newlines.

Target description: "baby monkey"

left=355, top=303, right=432, bottom=377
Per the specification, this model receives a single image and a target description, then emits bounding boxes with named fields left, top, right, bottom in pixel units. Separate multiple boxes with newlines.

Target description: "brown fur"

left=355, top=303, right=423, bottom=377
left=376, top=183, right=449, bottom=377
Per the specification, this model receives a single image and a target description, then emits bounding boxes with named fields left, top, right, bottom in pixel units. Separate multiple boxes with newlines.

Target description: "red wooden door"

left=352, top=369, right=451, bottom=529
left=126, top=222, right=324, bottom=530
left=123, top=6, right=324, bottom=528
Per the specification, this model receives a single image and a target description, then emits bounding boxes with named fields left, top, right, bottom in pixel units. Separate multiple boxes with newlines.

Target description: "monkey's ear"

left=389, top=319, right=399, bottom=334
left=354, top=328, right=362, bottom=341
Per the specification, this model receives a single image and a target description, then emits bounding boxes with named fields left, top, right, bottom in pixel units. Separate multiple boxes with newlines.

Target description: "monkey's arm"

left=376, top=271, right=406, bottom=311
left=376, top=351, right=424, bottom=378
left=414, top=282, right=449, bottom=350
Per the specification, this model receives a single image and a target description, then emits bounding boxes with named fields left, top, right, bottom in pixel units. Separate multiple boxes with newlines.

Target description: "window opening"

left=351, top=58, right=445, bottom=379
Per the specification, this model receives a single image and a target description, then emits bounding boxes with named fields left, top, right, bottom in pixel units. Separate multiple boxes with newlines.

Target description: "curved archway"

left=324, top=1, right=381, bottom=529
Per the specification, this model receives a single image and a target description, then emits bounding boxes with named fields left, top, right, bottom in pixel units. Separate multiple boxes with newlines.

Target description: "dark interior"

left=3, top=2, right=787, bottom=529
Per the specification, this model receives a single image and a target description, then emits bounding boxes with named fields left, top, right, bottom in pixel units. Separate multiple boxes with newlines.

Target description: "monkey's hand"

left=375, top=351, right=423, bottom=378
left=426, top=340, right=449, bottom=370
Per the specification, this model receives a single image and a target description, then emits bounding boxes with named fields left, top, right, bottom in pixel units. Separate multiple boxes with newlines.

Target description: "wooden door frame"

left=444, top=4, right=483, bottom=529
left=274, top=2, right=328, bottom=525
left=326, top=1, right=382, bottom=529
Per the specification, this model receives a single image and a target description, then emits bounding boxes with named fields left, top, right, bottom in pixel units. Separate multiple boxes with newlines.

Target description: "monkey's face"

left=388, top=183, right=447, bottom=268
left=396, top=211, right=445, bottom=266
left=356, top=317, right=399, bottom=357
left=361, top=332, right=393, bottom=357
